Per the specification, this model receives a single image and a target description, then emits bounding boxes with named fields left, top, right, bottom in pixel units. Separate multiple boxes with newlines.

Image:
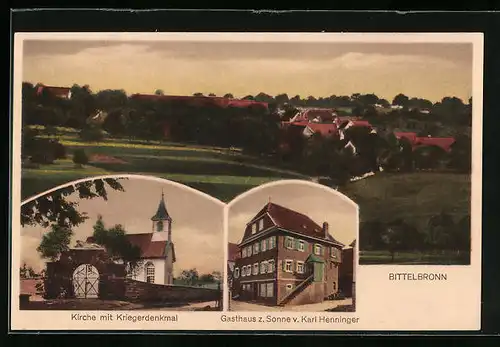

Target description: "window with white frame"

left=261, top=239, right=267, bottom=252
left=266, top=282, right=274, bottom=297
left=296, top=261, right=305, bottom=274
left=314, top=244, right=322, bottom=255
left=241, top=266, right=246, bottom=277
left=286, top=283, right=294, bottom=291
left=285, top=237, right=295, bottom=249
left=252, top=223, right=257, bottom=234
left=331, top=247, right=342, bottom=261
left=145, top=262, right=155, bottom=283
left=258, top=218, right=264, bottom=231
left=269, top=236, right=276, bottom=249
left=242, top=247, right=247, bottom=258
left=284, top=260, right=293, bottom=273
left=260, top=261, right=268, bottom=274
left=297, top=240, right=305, bottom=252
left=247, top=266, right=251, bottom=276
left=267, top=259, right=275, bottom=273
left=260, top=283, right=266, bottom=297
left=253, top=242, right=260, bottom=254
left=253, top=263, right=259, bottom=275
left=234, top=268, right=240, bottom=278
left=247, top=246, right=252, bottom=257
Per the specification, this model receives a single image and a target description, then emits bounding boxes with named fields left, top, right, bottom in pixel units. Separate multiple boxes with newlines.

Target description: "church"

left=86, top=190, right=176, bottom=285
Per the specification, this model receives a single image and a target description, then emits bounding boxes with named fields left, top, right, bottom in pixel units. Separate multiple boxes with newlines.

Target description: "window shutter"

left=284, top=236, right=288, bottom=248
left=282, top=260, right=286, bottom=271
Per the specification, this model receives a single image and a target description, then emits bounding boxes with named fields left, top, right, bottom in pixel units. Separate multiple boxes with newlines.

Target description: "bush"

left=31, top=151, right=55, bottom=164
left=79, top=125, right=104, bottom=142
left=51, top=140, right=66, bottom=159
left=73, top=149, right=89, bottom=167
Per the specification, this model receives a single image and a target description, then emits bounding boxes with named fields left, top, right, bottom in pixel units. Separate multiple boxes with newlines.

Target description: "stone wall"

left=124, top=279, right=222, bottom=304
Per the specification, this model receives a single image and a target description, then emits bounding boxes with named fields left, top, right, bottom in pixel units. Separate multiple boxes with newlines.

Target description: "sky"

left=21, top=178, right=225, bottom=276
left=228, top=182, right=358, bottom=247
left=22, top=40, right=472, bottom=103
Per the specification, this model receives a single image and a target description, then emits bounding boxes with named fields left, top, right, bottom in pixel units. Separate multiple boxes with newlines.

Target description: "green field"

left=359, top=250, right=470, bottom=265
left=21, top=131, right=307, bottom=201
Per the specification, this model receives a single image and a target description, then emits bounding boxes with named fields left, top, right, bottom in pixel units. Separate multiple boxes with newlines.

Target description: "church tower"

left=151, top=190, right=175, bottom=285
left=151, top=190, right=172, bottom=242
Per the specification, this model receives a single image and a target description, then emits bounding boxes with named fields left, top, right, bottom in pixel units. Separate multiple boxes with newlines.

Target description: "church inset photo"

left=19, top=176, right=224, bottom=311
left=227, top=181, right=357, bottom=312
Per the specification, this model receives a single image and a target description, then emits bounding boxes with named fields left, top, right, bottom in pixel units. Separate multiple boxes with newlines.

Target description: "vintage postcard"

left=10, top=32, right=482, bottom=331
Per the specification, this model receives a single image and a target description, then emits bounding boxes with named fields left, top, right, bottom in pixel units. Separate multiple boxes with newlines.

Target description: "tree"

left=154, top=89, right=164, bottom=95
left=193, top=93, right=204, bottom=97
left=426, top=212, right=455, bottom=252
left=199, top=273, right=215, bottom=283
left=91, top=216, right=143, bottom=273
left=180, top=268, right=200, bottom=285
left=223, top=93, right=234, bottom=99
left=392, top=93, right=409, bottom=107
left=37, top=224, right=74, bottom=261
left=21, top=178, right=126, bottom=229
left=274, top=93, right=289, bottom=105
left=359, top=220, right=385, bottom=251
left=79, top=124, right=105, bottom=142
left=73, top=149, right=89, bottom=168
left=380, top=219, right=423, bottom=262
left=208, top=93, right=216, bottom=97
left=448, top=134, right=471, bottom=172
left=456, top=215, right=471, bottom=256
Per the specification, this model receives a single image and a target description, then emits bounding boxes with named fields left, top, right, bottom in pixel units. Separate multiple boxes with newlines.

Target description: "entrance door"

left=72, top=264, right=100, bottom=298
left=253, top=283, right=258, bottom=300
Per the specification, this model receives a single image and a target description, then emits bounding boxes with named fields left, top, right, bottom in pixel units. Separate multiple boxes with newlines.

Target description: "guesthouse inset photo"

left=19, top=176, right=224, bottom=311
left=227, top=180, right=357, bottom=312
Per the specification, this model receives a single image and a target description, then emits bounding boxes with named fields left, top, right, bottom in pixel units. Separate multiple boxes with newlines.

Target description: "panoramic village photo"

left=227, top=181, right=357, bottom=312
left=18, top=35, right=473, bottom=265
left=19, top=176, right=224, bottom=311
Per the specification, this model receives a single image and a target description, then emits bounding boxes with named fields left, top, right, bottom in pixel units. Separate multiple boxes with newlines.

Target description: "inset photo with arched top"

left=18, top=175, right=224, bottom=311
left=226, top=180, right=357, bottom=312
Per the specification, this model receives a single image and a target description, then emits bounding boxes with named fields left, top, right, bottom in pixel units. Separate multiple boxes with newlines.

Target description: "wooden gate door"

left=72, top=264, right=100, bottom=298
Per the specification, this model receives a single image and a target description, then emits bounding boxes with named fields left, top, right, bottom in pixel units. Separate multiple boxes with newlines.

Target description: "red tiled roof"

left=228, top=243, right=241, bottom=262
left=414, top=137, right=456, bottom=152
left=351, top=120, right=372, bottom=127
left=306, top=123, right=338, bottom=137
left=36, top=85, right=71, bottom=98
left=86, top=233, right=174, bottom=259
left=246, top=202, right=344, bottom=246
left=394, top=132, right=418, bottom=143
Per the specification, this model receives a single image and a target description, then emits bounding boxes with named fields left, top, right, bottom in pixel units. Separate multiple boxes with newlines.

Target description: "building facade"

left=231, top=202, right=345, bottom=306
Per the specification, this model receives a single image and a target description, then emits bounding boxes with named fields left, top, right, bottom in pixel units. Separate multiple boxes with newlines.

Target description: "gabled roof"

left=151, top=192, right=172, bottom=221
left=243, top=202, right=344, bottom=246
left=227, top=242, right=241, bottom=262
left=394, top=132, right=418, bottom=143
left=86, top=233, right=175, bottom=261
left=305, top=123, right=338, bottom=137
left=414, top=136, right=456, bottom=152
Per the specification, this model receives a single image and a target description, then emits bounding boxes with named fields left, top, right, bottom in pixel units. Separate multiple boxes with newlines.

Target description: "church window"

left=156, top=221, right=164, bottom=232
left=145, top=262, right=155, bottom=283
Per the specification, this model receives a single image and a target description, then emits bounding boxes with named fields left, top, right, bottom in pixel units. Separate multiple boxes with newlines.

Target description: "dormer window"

left=252, top=223, right=257, bottom=234
left=258, top=219, right=264, bottom=231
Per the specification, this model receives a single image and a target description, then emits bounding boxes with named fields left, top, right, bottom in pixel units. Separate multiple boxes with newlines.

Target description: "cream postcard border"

left=10, top=32, right=483, bottom=331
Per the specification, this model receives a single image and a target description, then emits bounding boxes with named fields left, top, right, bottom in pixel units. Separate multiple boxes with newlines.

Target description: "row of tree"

left=360, top=213, right=470, bottom=262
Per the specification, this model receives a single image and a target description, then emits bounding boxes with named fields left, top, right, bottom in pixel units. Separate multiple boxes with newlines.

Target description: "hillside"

left=339, top=172, right=471, bottom=230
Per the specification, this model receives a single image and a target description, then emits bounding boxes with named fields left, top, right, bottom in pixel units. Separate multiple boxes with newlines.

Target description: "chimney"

left=323, top=222, right=329, bottom=239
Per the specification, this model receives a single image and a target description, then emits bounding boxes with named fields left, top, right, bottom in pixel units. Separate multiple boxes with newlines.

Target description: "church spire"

left=151, top=190, right=171, bottom=221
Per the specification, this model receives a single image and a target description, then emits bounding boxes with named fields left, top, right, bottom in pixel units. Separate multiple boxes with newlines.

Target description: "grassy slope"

left=339, top=172, right=471, bottom=230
